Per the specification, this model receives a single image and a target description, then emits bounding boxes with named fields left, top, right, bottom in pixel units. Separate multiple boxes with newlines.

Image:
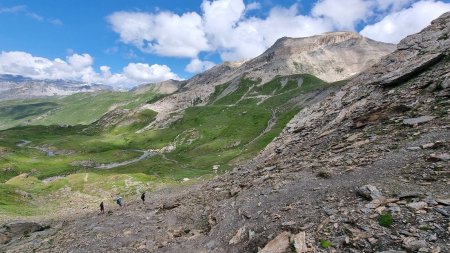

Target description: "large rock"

left=0, top=233, right=11, bottom=245
left=291, top=232, right=309, bottom=253
left=402, top=237, right=427, bottom=252
left=229, top=226, right=247, bottom=245
left=403, top=116, right=435, bottom=126
left=0, top=221, right=46, bottom=245
left=258, top=231, right=291, bottom=253
left=357, top=185, right=383, bottom=200
left=3, top=221, right=44, bottom=235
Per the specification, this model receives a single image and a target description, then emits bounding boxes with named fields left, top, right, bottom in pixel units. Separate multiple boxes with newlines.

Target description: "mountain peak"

left=272, top=31, right=365, bottom=50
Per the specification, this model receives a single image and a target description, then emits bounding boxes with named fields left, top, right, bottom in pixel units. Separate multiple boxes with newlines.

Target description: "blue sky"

left=0, top=0, right=449, bottom=88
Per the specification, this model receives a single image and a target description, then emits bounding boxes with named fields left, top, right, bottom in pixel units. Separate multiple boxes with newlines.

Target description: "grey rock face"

left=0, top=221, right=45, bottom=245
left=351, top=12, right=450, bottom=88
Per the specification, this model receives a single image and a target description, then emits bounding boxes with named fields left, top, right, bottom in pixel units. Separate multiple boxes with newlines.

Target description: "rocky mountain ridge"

left=0, top=74, right=111, bottom=100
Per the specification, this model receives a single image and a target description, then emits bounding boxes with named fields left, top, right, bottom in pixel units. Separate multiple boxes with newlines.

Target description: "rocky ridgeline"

left=1, top=13, right=450, bottom=253
left=143, top=31, right=395, bottom=129
left=0, top=74, right=110, bottom=100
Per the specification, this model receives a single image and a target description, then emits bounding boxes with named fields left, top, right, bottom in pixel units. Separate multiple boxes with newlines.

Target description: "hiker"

left=116, top=196, right=124, bottom=207
left=100, top=201, right=105, bottom=214
left=141, top=192, right=145, bottom=203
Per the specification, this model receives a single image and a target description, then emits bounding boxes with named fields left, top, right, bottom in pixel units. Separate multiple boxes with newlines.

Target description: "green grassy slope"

left=0, top=74, right=340, bottom=217
left=0, top=90, right=161, bottom=130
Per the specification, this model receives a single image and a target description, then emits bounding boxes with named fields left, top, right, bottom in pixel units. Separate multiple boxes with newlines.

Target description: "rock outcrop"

left=131, top=79, right=185, bottom=95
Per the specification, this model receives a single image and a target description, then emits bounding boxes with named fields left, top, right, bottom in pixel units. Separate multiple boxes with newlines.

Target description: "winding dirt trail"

left=95, top=150, right=155, bottom=169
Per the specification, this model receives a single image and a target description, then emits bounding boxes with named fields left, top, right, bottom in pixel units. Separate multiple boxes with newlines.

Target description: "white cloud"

left=185, top=58, right=216, bottom=73
left=201, top=0, right=246, bottom=48
left=375, top=0, right=415, bottom=11
left=107, top=11, right=210, bottom=58
left=0, top=5, right=26, bottom=14
left=123, top=63, right=180, bottom=83
left=312, top=0, right=374, bottom=30
left=26, top=12, right=44, bottom=21
left=0, top=5, right=63, bottom=25
left=360, top=0, right=450, bottom=43
left=0, top=51, right=181, bottom=88
left=67, top=53, right=93, bottom=71
left=49, top=18, right=63, bottom=26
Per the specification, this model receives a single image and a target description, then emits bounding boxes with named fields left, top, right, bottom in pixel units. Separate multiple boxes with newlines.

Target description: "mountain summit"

left=242, top=31, right=395, bottom=83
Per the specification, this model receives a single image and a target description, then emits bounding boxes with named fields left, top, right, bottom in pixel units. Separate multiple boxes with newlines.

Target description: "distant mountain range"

left=0, top=74, right=112, bottom=100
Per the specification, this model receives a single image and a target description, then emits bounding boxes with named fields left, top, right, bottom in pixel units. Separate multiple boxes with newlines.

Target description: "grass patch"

left=378, top=213, right=393, bottom=227
left=320, top=239, right=332, bottom=249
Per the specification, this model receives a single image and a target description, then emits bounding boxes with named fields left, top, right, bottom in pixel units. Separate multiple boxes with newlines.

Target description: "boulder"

left=291, top=231, right=309, bottom=253
left=258, top=231, right=291, bottom=253
left=161, top=201, right=180, bottom=210
left=402, top=116, right=435, bottom=126
left=402, top=237, right=427, bottom=252
left=0, top=233, right=11, bottom=245
left=3, top=221, right=44, bottom=235
left=357, top=185, right=383, bottom=200
left=427, top=153, right=450, bottom=162
left=406, top=201, right=428, bottom=210
left=229, top=226, right=247, bottom=245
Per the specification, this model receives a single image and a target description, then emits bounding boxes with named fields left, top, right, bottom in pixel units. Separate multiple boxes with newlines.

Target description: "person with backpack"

left=141, top=192, right=145, bottom=203
left=116, top=196, right=124, bottom=207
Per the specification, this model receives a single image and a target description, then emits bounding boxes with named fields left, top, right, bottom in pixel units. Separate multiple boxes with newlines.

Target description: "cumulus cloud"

left=0, top=51, right=181, bottom=88
left=185, top=58, right=216, bottom=73
left=107, top=11, right=210, bottom=58
left=123, top=63, right=180, bottom=82
left=361, top=0, right=450, bottom=43
left=312, top=0, right=374, bottom=30
left=375, top=0, right=415, bottom=11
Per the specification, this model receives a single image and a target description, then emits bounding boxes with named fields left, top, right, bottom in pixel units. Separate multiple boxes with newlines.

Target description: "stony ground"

left=1, top=12, right=449, bottom=253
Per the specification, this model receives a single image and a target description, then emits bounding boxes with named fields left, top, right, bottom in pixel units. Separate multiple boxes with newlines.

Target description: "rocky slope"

left=144, top=32, right=395, bottom=128
left=0, top=74, right=112, bottom=100
left=131, top=79, right=185, bottom=95
left=1, top=13, right=449, bottom=253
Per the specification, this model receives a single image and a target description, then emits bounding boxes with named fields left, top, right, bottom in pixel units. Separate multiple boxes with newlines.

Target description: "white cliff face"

left=144, top=32, right=396, bottom=127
